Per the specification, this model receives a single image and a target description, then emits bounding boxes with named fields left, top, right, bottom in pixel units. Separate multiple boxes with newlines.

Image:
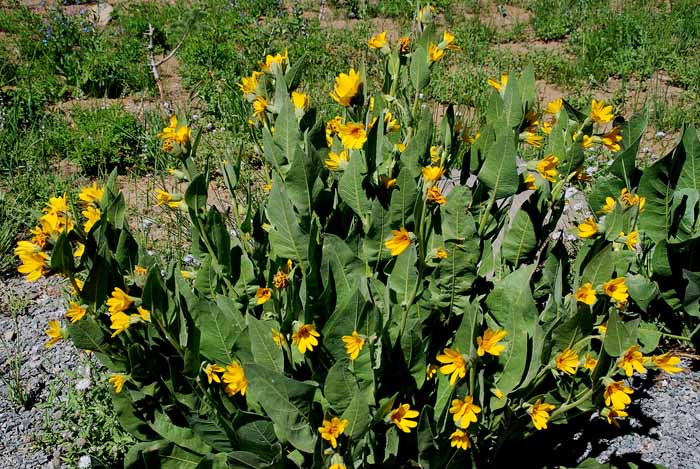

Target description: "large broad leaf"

left=501, top=208, right=537, bottom=265
left=389, top=167, right=419, bottom=230
left=339, top=152, right=371, bottom=229
left=579, top=244, right=616, bottom=287
left=150, top=411, right=212, bottom=454
left=603, top=311, right=639, bottom=357
left=284, top=144, right=319, bottom=227
left=266, top=174, right=310, bottom=268
left=247, top=315, right=284, bottom=373
left=441, top=186, right=474, bottom=242
left=609, top=111, right=647, bottom=186
left=340, top=388, right=371, bottom=439
left=192, top=299, right=244, bottom=365
left=67, top=316, right=106, bottom=351
left=409, top=46, right=431, bottom=91
left=500, top=74, right=523, bottom=129
left=50, top=232, right=74, bottom=274
left=322, top=234, right=365, bottom=310
left=324, top=359, right=358, bottom=413
left=273, top=97, right=301, bottom=165
left=388, top=244, right=419, bottom=307
left=485, top=265, right=537, bottom=393
left=401, top=109, right=433, bottom=178
left=429, top=241, right=478, bottom=318
left=322, top=289, right=367, bottom=361
left=677, top=126, right=700, bottom=192
left=364, top=199, right=392, bottom=264
left=245, top=364, right=317, bottom=453
left=477, top=129, right=519, bottom=199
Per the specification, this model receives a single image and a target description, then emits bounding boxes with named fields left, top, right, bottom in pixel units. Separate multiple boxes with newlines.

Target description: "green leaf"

left=67, top=317, right=106, bottom=351
left=677, top=126, right=700, bottom=192
left=339, top=152, right=371, bottom=228
left=441, top=186, right=475, bottom=242
left=192, top=300, right=243, bottom=365
left=273, top=97, right=301, bottom=165
left=477, top=129, right=519, bottom=199
left=501, top=74, right=523, bottom=128
left=388, top=244, right=419, bottom=307
left=322, top=234, right=365, bottom=311
left=286, top=144, right=320, bottom=225
left=322, top=289, right=367, bottom=361
left=626, top=274, right=659, bottom=312
left=501, top=208, right=537, bottom=265
left=247, top=315, right=284, bottom=373
left=603, top=311, right=638, bottom=357
left=486, top=265, right=537, bottom=393
left=324, top=358, right=358, bottom=413
left=340, top=388, right=371, bottom=439
left=409, top=46, right=431, bottom=91
left=245, top=364, right=317, bottom=453
left=151, top=411, right=212, bottom=454
left=389, top=167, right=419, bottom=229
left=266, top=174, right=310, bottom=268
left=185, top=174, right=208, bottom=216
left=638, top=149, right=678, bottom=243
left=580, top=244, right=616, bottom=287
left=50, top=232, right=75, bottom=274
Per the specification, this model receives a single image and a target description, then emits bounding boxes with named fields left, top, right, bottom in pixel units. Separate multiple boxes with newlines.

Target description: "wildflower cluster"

left=26, top=4, right=699, bottom=467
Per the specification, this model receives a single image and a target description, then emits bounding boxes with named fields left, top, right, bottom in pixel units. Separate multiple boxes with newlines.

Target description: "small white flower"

left=78, top=455, right=91, bottom=468
left=585, top=166, right=598, bottom=176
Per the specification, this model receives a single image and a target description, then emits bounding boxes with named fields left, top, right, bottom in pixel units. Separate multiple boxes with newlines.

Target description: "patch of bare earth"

left=475, top=3, right=531, bottom=29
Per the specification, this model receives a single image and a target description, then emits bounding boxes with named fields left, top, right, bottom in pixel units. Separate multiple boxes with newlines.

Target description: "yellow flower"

left=577, top=217, right=598, bottom=239
left=476, top=328, right=507, bottom=357
left=155, top=189, right=184, bottom=209
left=524, top=110, right=540, bottom=132
left=337, top=122, right=367, bottom=149
left=325, top=115, right=343, bottom=146
left=581, top=135, right=596, bottom=149
left=324, top=150, right=350, bottom=171
left=180, top=270, right=195, bottom=279
left=341, top=331, right=365, bottom=360
left=17, top=250, right=49, bottom=282
left=292, top=323, right=320, bottom=354
left=222, top=361, right=248, bottom=397
left=380, top=175, right=397, bottom=189
left=603, top=277, right=628, bottom=303
left=384, top=111, right=400, bottom=132
left=621, top=188, right=645, bottom=209
left=583, top=353, right=598, bottom=371
left=158, top=116, right=190, bottom=149
left=422, top=165, right=445, bottom=184
left=601, top=197, right=616, bottom=214
left=521, top=131, right=544, bottom=148
left=605, top=407, right=628, bottom=428
left=492, top=388, right=505, bottom=400
left=367, top=31, right=388, bottom=49
left=604, top=380, right=633, bottom=410
left=45, top=320, right=63, bottom=348
left=541, top=120, right=554, bottom=134
left=109, top=311, right=132, bottom=337
left=524, top=173, right=537, bottom=190
left=544, top=98, right=563, bottom=115
left=137, top=306, right=151, bottom=322
left=430, top=146, right=440, bottom=163
left=253, top=96, right=268, bottom=119
left=487, top=73, right=508, bottom=93
left=271, top=329, right=286, bottom=348
left=597, top=322, right=608, bottom=335
left=109, top=374, right=127, bottom=394
left=134, top=265, right=147, bottom=276
left=330, top=68, right=361, bottom=107
left=263, top=183, right=272, bottom=192
left=437, top=348, right=467, bottom=385
left=450, top=429, right=471, bottom=451
left=318, top=416, right=349, bottom=448
left=175, top=126, right=190, bottom=145
left=384, top=227, right=411, bottom=256
left=428, top=43, right=445, bottom=63
left=107, top=287, right=133, bottom=314
left=255, top=287, right=272, bottom=305
left=449, top=395, right=481, bottom=429
left=238, top=70, right=263, bottom=95
left=291, top=91, right=309, bottom=110
left=30, top=226, right=48, bottom=248
left=390, top=403, right=419, bottom=433
left=622, top=230, right=639, bottom=250
left=442, top=31, right=460, bottom=50
left=590, top=99, right=614, bottom=124
left=555, top=348, right=579, bottom=375
left=399, top=36, right=410, bottom=54
left=426, top=186, right=446, bottom=205
left=261, top=50, right=288, bottom=72
left=530, top=399, right=556, bottom=430
left=329, top=465, right=346, bottom=469
left=204, top=364, right=225, bottom=384
left=73, top=241, right=84, bottom=257
left=78, top=182, right=104, bottom=206
left=602, top=127, right=623, bottom=152
left=394, top=143, right=406, bottom=152
left=426, top=364, right=438, bottom=380
left=535, top=155, right=559, bottom=182
left=435, top=247, right=448, bottom=259
left=65, top=302, right=87, bottom=323
left=82, top=206, right=101, bottom=232
left=574, top=283, right=597, bottom=305
left=617, top=345, right=646, bottom=377
left=651, top=352, right=683, bottom=374
left=273, top=271, right=288, bottom=289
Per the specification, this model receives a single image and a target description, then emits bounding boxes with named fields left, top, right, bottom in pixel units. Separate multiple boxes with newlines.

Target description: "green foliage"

left=10, top=3, right=700, bottom=468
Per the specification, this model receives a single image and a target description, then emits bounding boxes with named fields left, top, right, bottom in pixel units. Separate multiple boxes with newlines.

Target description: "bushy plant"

left=15, top=6, right=699, bottom=468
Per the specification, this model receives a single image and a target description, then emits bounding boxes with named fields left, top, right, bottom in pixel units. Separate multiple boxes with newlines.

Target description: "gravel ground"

left=1, top=276, right=699, bottom=468
left=0, top=277, right=81, bottom=469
